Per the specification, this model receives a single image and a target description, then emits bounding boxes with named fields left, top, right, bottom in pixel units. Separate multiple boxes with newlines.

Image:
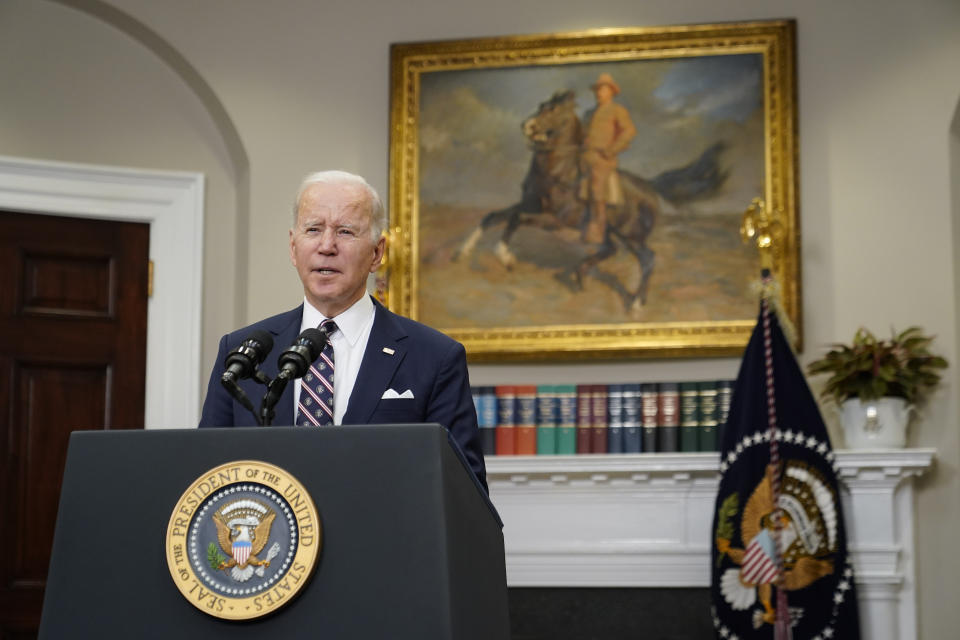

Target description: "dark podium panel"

left=39, top=425, right=508, bottom=639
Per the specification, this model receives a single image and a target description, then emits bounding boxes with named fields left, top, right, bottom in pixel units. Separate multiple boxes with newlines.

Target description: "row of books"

left=472, top=381, right=734, bottom=456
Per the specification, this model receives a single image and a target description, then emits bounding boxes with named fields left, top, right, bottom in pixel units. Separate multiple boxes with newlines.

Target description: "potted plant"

left=806, top=326, right=948, bottom=448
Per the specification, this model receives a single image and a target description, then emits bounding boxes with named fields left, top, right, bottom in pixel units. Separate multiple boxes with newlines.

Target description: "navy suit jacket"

left=199, top=298, right=487, bottom=492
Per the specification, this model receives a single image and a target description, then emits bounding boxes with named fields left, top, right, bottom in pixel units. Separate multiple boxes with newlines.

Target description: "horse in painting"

left=453, top=89, right=729, bottom=312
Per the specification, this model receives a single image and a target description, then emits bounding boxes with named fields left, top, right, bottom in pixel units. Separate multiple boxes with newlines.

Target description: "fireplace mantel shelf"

left=486, top=448, right=934, bottom=640
left=487, top=448, right=933, bottom=479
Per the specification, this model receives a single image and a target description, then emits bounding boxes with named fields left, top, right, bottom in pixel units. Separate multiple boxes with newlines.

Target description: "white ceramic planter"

left=841, top=397, right=913, bottom=448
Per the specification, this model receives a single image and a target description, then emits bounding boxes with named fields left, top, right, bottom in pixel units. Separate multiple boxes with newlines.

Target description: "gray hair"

left=292, top=170, right=386, bottom=242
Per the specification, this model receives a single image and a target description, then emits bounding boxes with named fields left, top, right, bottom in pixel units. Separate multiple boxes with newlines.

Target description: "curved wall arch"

left=50, top=0, right=251, bottom=324
left=0, top=0, right=250, bottom=406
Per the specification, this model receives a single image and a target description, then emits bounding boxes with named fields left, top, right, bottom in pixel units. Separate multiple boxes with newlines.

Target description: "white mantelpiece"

left=487, top=449, right=934, bottom=640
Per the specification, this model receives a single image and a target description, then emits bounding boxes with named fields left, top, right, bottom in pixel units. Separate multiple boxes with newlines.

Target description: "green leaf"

left=715, top=493, right=739, bottom=567
left=806, top=325, right=948, bottom=405
left=207, top=541, right=228, bottom=571
left=716, top=493, right=739, bottom=541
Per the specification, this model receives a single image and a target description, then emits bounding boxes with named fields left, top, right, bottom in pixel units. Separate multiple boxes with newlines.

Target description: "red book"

left=514, top=385, right=538, bottom=455
left=590, top=384, right=608, bottom=453
left=576, top=384, right=592, bottom=453
left=495, top=385, right=516, bottom=455
left=658, top=382, right=680, bottom=453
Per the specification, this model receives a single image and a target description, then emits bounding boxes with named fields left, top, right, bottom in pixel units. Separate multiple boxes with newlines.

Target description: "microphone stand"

left=259, top=324, right=334, bottom=426
left=222, top=370, right=271, bottom=426
left=259, top=371, right=293, bottom=427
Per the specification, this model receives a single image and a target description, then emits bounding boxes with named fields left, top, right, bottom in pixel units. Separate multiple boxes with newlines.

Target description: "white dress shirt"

left=293, top=294, right=376, bottom=425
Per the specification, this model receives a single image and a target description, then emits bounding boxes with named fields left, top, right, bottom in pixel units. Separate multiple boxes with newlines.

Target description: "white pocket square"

left=381, top=388, right=414, bottom=399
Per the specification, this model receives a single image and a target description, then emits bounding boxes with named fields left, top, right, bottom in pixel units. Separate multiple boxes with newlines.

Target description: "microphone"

left=221, top=330, right=274, bottom=385
left=275, top=327, right=330, bottom=382
left=260, top=325, right=334, bottom=426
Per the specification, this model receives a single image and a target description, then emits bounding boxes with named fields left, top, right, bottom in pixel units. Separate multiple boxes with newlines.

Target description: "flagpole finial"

left=741, top=198, right=785, bottom=275
left=742, top=198, right=797, bottom=348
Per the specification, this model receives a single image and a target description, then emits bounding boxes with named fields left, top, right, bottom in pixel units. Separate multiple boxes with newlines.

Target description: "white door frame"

left=0, top=155, right=204, bottom=428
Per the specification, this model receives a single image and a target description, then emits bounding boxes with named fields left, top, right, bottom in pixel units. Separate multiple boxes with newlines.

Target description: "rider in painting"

left=581, top=73, right=637, bottom=244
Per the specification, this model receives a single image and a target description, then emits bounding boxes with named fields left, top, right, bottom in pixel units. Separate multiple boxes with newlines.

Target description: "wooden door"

left=0, top=210, right=149, bottom=638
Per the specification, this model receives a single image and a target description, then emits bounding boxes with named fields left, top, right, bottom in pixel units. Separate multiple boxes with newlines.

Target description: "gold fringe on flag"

left=749, top=277, right=798, bottom=351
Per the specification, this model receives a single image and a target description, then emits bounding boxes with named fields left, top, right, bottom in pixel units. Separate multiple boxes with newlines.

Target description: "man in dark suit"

left=199, top=170, right=486, bottom=492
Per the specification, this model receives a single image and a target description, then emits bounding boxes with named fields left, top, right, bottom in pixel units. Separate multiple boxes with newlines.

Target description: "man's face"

left=289, top=182, right=385, bottom=317
left=594, top=84, right=614, bottom=105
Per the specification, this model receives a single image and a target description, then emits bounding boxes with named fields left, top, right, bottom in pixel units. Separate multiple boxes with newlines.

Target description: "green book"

left=555, top=384, right=577, bottom=454
left=698, top=380, right=719, bottom=452
left=716, top=380, right=734, bottom=450
left=679, top=382, right=700, bottom=452
left=536, top=384, right=558, bottom=455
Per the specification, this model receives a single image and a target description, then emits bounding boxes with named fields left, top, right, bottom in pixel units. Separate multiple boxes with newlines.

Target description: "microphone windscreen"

left=246, top=330, right=274, bottom=361
left=298, top=328, right=326, bottom=361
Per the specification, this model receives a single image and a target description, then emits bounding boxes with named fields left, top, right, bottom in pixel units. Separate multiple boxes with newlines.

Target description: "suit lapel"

left=343, top=299, right=407, bottom=424
left=261, top=306, right=303, bottom=426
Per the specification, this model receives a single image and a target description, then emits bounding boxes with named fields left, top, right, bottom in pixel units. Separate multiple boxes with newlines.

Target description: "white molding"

left=0, top=155, right=204, bottom=428
left=487, top=448, right=935, bottom=640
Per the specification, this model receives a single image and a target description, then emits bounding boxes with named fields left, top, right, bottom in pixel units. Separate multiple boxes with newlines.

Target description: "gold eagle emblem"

left=212, top=499, right=279, bottom=582
left=716, top=461, right=837, bottom=628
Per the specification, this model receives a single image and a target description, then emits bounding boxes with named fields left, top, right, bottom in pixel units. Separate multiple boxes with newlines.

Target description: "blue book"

left=607, top=384, right=624, bottom=453
left=622, top=383, right=642, bottom=453
left=477, top=386, right=497, bottom=456
left=471, top=386, right=481, bottom=419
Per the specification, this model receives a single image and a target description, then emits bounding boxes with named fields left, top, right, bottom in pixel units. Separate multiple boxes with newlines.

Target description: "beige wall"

left=0, top=0, right=244, bottom=389
left=2, top=0, right=958, bottom=636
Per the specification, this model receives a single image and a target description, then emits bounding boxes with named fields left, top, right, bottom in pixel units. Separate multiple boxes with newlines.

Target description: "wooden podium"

left=39, top=425, right=508, bottom=639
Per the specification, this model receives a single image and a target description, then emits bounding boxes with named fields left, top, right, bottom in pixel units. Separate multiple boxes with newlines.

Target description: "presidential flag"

left=710, top=292, right=860, bottom=639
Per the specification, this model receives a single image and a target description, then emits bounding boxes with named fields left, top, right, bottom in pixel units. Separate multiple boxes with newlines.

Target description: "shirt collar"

left=301, top=294, right=374, bottom=347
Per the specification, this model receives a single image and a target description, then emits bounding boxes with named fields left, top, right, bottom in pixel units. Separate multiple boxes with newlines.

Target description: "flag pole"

left=711, top=206, right=860, bottom=637
left=760, top=287, right=792, bottom=640
left=742, top=199, right=793, bottom=640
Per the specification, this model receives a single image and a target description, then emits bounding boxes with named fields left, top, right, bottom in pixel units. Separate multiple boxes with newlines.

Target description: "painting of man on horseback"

left=391, top=24, right=799, bottom=359
left=414, top=52, right=767, bottom=329
left=453, top=77, right=731, bottom=313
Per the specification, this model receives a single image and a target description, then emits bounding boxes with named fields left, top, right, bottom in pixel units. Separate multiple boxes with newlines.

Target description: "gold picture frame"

left=387, top=20, right=798, bottom=361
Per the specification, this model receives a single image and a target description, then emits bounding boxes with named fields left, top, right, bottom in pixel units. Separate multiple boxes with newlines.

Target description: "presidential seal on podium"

left=165, top=460, right=321, bottom=620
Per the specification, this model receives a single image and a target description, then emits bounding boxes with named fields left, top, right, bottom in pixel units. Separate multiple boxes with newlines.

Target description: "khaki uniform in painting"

left=581, top=73, right=636, bottom=243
